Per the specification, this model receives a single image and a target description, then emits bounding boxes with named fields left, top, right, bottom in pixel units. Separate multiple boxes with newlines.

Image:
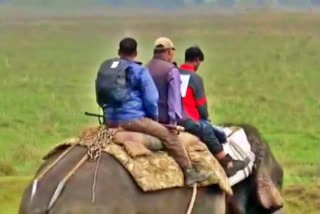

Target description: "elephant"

left=19, top=146, right=225, bottom=214
left=226, top=124, right=284, bottom=214
left=19, top=124, right=284, bottom=214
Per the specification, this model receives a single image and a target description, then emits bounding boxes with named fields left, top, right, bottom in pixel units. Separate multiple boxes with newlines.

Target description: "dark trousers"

left=181, top=119, right=224, bottom=155
left=209, top=122, right=227, bottom=144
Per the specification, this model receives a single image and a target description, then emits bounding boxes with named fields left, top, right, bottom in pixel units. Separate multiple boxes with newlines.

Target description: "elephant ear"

left=256, top=173, right=284, bottom=210
left=239, top=124, right=284, bottom=211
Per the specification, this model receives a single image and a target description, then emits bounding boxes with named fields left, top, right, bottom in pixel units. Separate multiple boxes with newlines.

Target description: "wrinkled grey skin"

left=19, top=146, right=225, bottom=214
left=226, top=124, right=284, bottom=214
left=19, top=124, right=284, bottom=214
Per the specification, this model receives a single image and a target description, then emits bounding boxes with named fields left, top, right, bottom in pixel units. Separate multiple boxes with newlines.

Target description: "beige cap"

left=154, top=37, right=175, bottom=50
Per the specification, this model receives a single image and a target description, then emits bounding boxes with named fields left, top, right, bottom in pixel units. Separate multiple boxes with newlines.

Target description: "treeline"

left=1, top=0, right=319, bottom=8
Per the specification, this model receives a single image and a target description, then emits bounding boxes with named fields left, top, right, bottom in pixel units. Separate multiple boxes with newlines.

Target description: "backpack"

left=95, top=58, right=130, bottom=108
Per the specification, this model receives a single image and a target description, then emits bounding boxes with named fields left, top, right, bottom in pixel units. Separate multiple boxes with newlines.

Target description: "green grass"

left=0, top=177, right=31, bottom=214
left=0, top=9, right=319, bottom=213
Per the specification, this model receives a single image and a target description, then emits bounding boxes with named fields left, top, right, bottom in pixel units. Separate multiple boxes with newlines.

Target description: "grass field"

left=0, top=8, right=319, bottom=213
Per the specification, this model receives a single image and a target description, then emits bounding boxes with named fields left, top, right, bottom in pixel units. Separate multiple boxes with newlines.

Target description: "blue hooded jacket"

left=103, top=59, right=159, bottom=123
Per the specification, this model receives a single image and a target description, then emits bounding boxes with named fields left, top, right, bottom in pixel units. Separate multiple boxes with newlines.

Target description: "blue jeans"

left=201, top=120, right=227, bottom=144
left=181, top=119, right=226, bottom=155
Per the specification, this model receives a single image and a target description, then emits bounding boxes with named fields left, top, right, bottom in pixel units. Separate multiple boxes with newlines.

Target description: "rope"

left=47, top=154, right=88, bottom=211
left=186, top=184, right=197, bottom=214
left=31, top=144, right=76, bottom=200
left=46, top=126, right=115, bottom=211
left=82, top=126, right=115, bottom=161
left=79, top=126, right=116, bottom=204
left=92, top=154, right=101, bottom=204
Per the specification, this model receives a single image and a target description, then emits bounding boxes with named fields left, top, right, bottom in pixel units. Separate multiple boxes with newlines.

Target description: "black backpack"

left=96, top=58, right=130, bottom=108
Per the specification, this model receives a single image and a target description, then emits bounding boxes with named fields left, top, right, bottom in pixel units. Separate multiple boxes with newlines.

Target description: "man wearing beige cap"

left=147, top=37, right=180, bottom=125
left=147, top=37, right=211, bottom=185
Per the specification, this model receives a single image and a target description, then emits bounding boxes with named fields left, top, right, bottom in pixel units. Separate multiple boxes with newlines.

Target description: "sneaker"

left=183, top=167, right=212, bottom=186
left=219, top=154, right=250, bottom=177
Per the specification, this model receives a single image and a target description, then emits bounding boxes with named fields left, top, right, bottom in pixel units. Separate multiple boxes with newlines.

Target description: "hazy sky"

left=0, top=0, right=318, bottom=8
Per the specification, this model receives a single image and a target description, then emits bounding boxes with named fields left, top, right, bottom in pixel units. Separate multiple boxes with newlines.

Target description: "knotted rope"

left=79, top=126, right=116, bottom=204
left=80, top=125, right=116, bottom=161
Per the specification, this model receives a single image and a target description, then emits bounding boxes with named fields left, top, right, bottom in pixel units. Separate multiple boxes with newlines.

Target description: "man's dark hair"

left=185, top=46, right=204, bottom=62
left=153, top=44, right=167, bottom=55
left=119, top=37, right=137, bottom=55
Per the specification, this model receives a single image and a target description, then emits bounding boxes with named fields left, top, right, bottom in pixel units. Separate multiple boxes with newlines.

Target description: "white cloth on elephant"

left=222, top=127, right=255, bottom=186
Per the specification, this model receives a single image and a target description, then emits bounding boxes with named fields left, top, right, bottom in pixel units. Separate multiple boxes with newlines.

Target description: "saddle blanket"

left=46, top=126, right=232, bottom=195
left=223, top=127, right=255, bottom=186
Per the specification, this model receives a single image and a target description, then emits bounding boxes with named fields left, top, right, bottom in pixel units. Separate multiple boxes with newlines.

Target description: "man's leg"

left=182, top=119, right=250, bottom=177
left=119, top=117, right=211, bottom=185
left=209, top=123, right=227, bottom=144
left=182, top=119, right=223, bottom=155
left=198, top=120, right=251, bottom=176
left=119, top=118, right=190, bottom=168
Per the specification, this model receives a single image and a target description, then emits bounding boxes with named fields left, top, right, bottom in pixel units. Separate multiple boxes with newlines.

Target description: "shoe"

left=219, top=154, right=250, bottom=177
left=183, top=167, right=212, bottom=186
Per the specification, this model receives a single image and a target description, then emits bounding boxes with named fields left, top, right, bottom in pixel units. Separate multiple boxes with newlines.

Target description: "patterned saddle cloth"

left=45, top=126, right=232, bottom=195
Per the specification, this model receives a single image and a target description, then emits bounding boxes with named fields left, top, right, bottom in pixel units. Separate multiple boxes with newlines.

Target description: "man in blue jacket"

left=98, top=37, right=210, bottom=186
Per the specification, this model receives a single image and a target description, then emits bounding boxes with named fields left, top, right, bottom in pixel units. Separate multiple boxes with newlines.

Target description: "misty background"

left=0, top=0, right=319, bottom=9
